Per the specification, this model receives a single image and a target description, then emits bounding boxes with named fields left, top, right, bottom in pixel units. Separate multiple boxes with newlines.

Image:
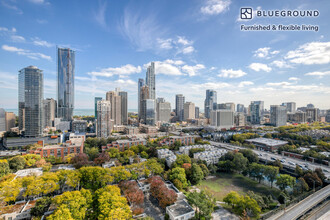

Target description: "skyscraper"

left=57, top=47, right=75, bottom=121
left=210, top=110, right=234, bottom=129
left=142, top=99, right=156, bottom=125
left=237, top=104, right=245, bottom=113
left=94, top=97, right=102, bottom=119
left=0, top=108, right=5, bottom=132
left=106, top=90, right=121, bottom=125
left=184, top=102, right=195, bottom=121
left=282, top=102, right=296, bottom=113
left=43, top=98, right=57, bottom=127
left=118, top=91, right=128, bottom=125
left=156, top=98, right=171, bottom=122
left=204, top=90, right=217, bottom=118
left=270, top=105, right=287, bottom=127
left=138, top=78, right=145, bottom=119
left=249, top=101, right=264, bottom=124
left=5, top=112, right=16, bottom=131
left=225, top=103, right=235, bottom=112
left=146, top=62, right=155, bottom=100
left=139, top=85, right=150, bottom=121
left=175, top=94, right=185, bottom=121
left=195, top=107, right=200, bottom=119
left=19, top=66, right=44, bottom=137
left=97, top=100, right=112, bottom=138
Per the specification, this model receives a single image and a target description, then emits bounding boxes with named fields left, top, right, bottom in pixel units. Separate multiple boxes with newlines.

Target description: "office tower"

left=156, top=98, right=171, bottom=122
left=146, top=62, right=155, bottom=100
left=195, top=107, right=200, bottom=119
left=217, top=103, right=226, bottom=110
left=43, top=98, right=57, bottom=127
left=297, top=107, right=307, bottom=112
left=282, top=102, right=296, bottom=113
left=270, top=105, right=287, bottom=127
left=139, top=86, right=150, bottom=121
left=57, top=47, right=75, bottom=121
left=294, top=111, right=307, bottom=123
left=106, top=90, right=122, bottom=125
left=306, top=108, right=318, bottom=123
left=225, top=103, right=235, bottom=112
left=234, top=112, right=245, bottom=127
left=0, top=108, right=5, bottom=131
left=184, top=102, right=195, bottom=121
left=307, top=103, right=315, bottom=109
left=237, top=104, right=244, bottom=113
left=325, top=110, right=330, bottom=123
left=72, top=120, right=87, bottom=133
left=204, top=90, right=217, bottom=118
left=142, top=99, right=156, bottom=125
left=94, top=97, right=102, bottom=119
left=97, top=100, right=112, bottom=138
left=19, top=66, right=43, bottom=137
left=249, top=101, right=264, bottom=124
left=175, top=94, right=185, bottom=121
left=5, top=112, right=16, bottom=131
left=210, top=110, right=234, bottom=129
left=138, top=78, right=145, bottom=119
left=118, top=91, right=128, bottom=125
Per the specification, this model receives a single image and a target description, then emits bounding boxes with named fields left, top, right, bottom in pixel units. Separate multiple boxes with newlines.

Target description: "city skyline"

left=1, top=0, right=330, bottom=110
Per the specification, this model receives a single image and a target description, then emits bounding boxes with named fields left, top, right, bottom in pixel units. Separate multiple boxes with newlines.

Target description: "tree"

left=264, top=165, right=279, bottom=188
left=148, top=176, right=177, bottom=209
left=276, top=174, right=296, bottom=191
left=146, top=158, right=164, bottom=175
left=94, top=151, right=110, bottom=165
left=271, top=159, right=283, bottom=170
left=169, top=167, right=188, bottom=188
left=85, top=147, right=99, bottom=161
left=107, top=147, right=120, bottom=158
left=295, top=165, right=304, bottom=177
left=296, top=177, right=309, bottom=193
left=173, top=154, right=191, bottom=167
left=0, top=179, right=21, bottom=203
left=31, top=197, right=52, bottom=217
left=0, top=159, right=10, bottom=178
left=248, top=163, right=264, bottom=183
left=199, top=164, right=210, bottom=178
left=8, top=156, right=26, bottom=172
left=140, top=151, right=148, bottom=159
left=23, top=154, right=41, bottom=167
left=187, top=190, right=216, bottom=220
left=303, top=172, right=322, bottom=189
left=223, top=191, right=240, bottom=208
left=57, top=170, right=81, bottom=191
left=48, top=205, right=74, bottom=220
left=239, top=149, right=259, bottom=163
left=233, top=153, right=248, bottom=172
left=314, top=168, right=326, bottom=183
left=79, top=167, right=112, bottom=190
left=71, top=153, right=90, bottom=169
left=189, top=164, right=204, bottom=185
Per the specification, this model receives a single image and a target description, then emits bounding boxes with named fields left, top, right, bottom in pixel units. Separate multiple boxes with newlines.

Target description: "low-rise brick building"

left=101, top=137, right=147, bottom=151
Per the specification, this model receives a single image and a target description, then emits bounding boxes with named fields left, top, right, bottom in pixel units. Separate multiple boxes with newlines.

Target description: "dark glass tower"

left=57, top=47, right=75, bottom=121
left=18, top=66, right=44, bottom=137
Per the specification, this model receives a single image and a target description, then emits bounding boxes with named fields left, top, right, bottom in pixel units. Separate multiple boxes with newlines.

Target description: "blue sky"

left=0, top=0, right=330, bottom=111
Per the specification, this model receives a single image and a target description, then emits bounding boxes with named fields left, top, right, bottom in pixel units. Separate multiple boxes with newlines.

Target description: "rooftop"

left=246, top=138, right=288, bottom=146
left=15, top=168, right=43, bottom=177
left=167, top=200, right=194, bottom=217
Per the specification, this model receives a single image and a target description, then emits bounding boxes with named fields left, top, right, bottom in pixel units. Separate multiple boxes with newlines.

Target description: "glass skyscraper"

left=57, top=47, right=75, bottom=121
left=146, top=62, right=155, bottom=100
left=18, top=66, right=44, bottom=137
left=204, top=89, right=217, bottom=119
left=143, top=99, right=156, bottom=125
left=94, top=97, right=102, bottom=119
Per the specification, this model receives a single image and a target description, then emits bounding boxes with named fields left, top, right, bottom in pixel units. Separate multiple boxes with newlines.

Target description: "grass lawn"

left=197, top=172, right=281, bottom=201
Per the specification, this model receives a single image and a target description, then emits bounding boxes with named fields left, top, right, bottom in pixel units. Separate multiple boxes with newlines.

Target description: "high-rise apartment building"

left=204, top=90, right=217, bottom=118
left=139, top=85, right=150, bottom=121
left=57, top=47, right=75, bottom=121
left=175, top=94, right=185, bottom=121
left=19, top=66, right=44, bottom=137
left=138, top=78, right=145, bottom=119
left=156, top=98, right=171, bottom=122
left=97, top=100, right=112, bottom=138
left=184, top=102, right=195, bottom=121
left=237, top=104, right=244, bottom=113
left=282, top=102, right=296, bottom=113
left=294, top=111, right=307, bottom=123
left=210, top=110, right=234, bottom=129
left=5, top=112, right=16, bottom=131
left=0, top=108, right=5, bottom=132
left=249, top=101, right=264, bottom=124
left=118, top=91, right=128, bottom=125
left=43, top=98, right=57, bottom=127
left=306, top=108, right=318, bottom=123
left=94, top=97, right=102, bottom=119
left=270, top=105, right=287, bottom=127
left=142, top=99, right=156, bottom=125
left=325, top=110, right=330, bottom=123
left=234, top=112, right=245, bottom=127
left=225, top=103, right=235, bottom=112
left=146, top=62, right=155, bottom=100
left=195, top=107, right=200, bottom=119
left=217, top=103, right=226, bottom=110
left=106, top=90, right=122, bottom=125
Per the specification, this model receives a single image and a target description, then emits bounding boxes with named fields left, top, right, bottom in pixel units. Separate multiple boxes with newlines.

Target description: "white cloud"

left=2, top=45, right=51, bottom=61
left=115, top=79, right=136, bottom=85
left=10, top=35, right=25, bottom=42
left=238, top=81, right=254, bottom=87
left=285, top=41, right=330, bottom=65
left=271, top=60, right=292, bottom=68
left=288, top=77, right=299, bottom=81
left=254, top=47, right=279, bottom=59
left=218, top=69, right=247, bottom=78
left=29, top=0, right=46, bottom=4
left=88, top=64, right=142, bottom=77
left=266, top=82, right=292, bottom=86
left=201, top=0, right=231, bottom=15
left=248, top=63, right=272, bottom=72
left=182, top=64, right=205, bottom=76
left=305, top=71, right=330, bottom=77
left=155, top=62, right=183, bottom=76
left=94, top=0, right=107, bottom=28
left=182, top=46, right=195, bottom=54
left=157, top=38, right=172, bottom=49
left=32, top=37, right=54, bottom=47
left=177, top=36, right=192, bottom=45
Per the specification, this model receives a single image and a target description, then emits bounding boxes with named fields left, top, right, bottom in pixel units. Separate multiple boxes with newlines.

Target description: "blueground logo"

left=241, top=8, right=253, bottom=19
